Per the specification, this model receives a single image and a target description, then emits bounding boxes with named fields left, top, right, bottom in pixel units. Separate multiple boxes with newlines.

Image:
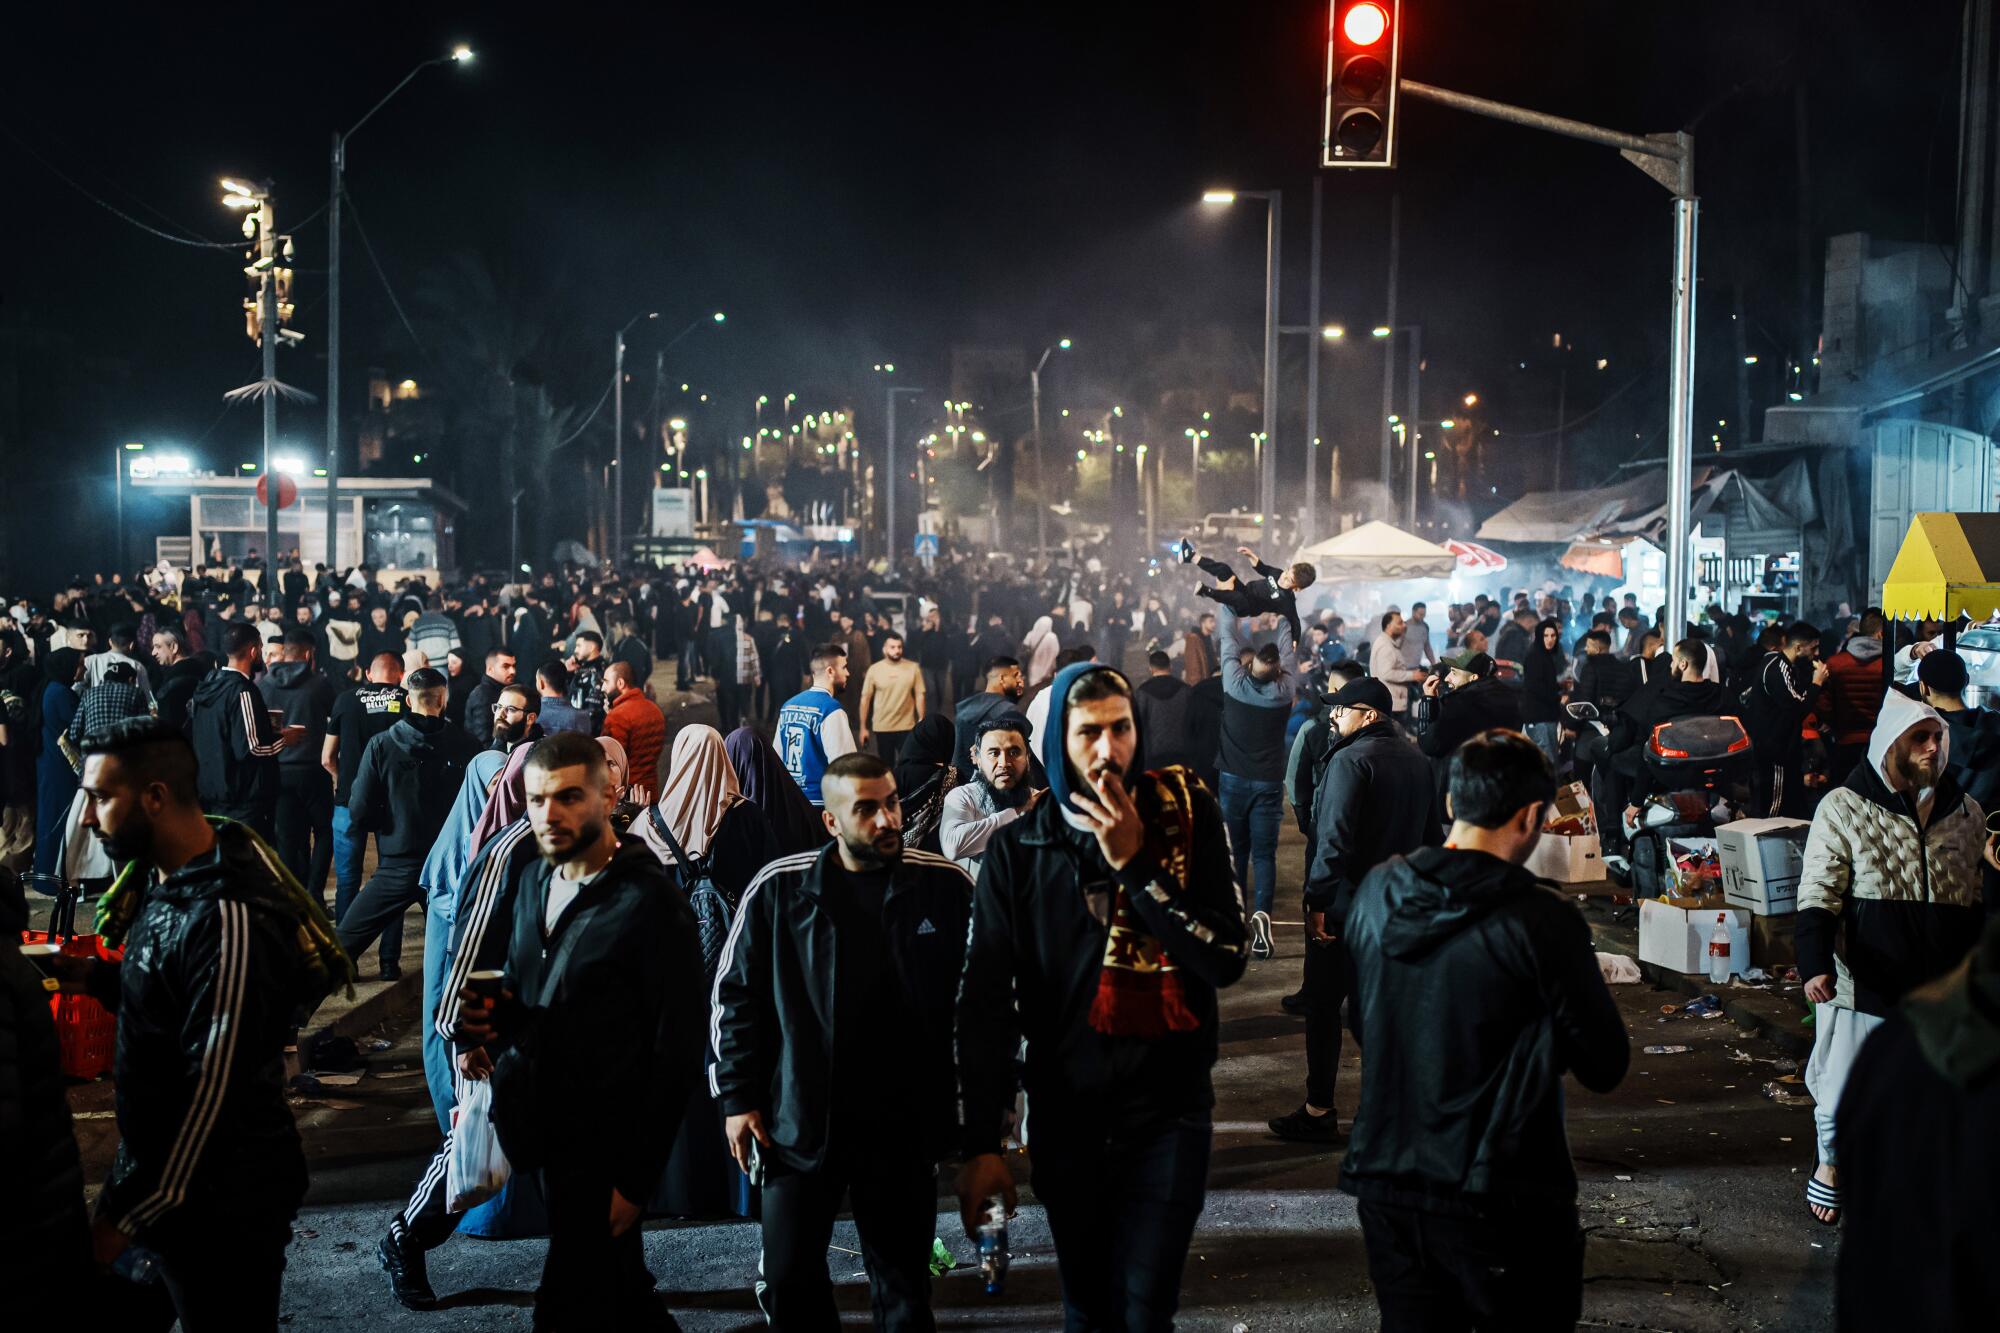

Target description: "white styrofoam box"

left=1716, top=817, right=1808, bottom=915
left=1638, top=900, right=1750, bottom=977
left=1527, top=830, right=1604, bottom=884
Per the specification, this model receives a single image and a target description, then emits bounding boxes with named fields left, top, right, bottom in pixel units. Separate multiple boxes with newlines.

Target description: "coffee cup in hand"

left=467, top=969, right=505, bottom=1002
left=20, top=942, right=62, bottom=993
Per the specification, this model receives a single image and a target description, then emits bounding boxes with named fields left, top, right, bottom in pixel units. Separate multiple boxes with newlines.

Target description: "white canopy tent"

left=1292, top=521, right=1458, bottom=581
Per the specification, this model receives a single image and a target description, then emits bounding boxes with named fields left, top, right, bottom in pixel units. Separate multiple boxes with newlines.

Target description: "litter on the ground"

left=1597, top=952, right=1643, bottom=985
left=1764, top=1081, right=1814, bottom=1107
left=1643, top=1044, right=1691, bottom=1054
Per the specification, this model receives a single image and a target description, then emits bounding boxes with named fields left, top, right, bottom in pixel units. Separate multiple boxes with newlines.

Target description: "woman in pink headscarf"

left=639, top=724, right=777, bottom=900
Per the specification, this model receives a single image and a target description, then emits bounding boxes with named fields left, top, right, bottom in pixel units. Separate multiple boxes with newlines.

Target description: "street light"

left=1200, top=187, right=1281, bottom=524
left=1323, top=325, right=1345, bottom=340
left=611, top=311, right=658, bottom=558
left=325, top=44, right=472, bottom=570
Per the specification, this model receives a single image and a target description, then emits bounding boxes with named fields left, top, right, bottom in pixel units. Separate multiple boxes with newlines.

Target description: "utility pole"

left=1304, top=176, right=1324, bottom=544
left=613, top=328, right=626, bottom=560
left=1259, top=191, right=1282, bottom=524
left=225, top=179, right=289, bottom=570
left=1405, top=324, right=1422, bottom=528
left=326, top=134, right=342, bottom=570
left=885, top=384, right=924, bottom=562
left=1379, top=192, right=1400, bottom=498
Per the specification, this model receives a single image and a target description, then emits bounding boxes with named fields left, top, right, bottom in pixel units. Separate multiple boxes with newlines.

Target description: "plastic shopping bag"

left=446, top=1079, right=512, bottom=1214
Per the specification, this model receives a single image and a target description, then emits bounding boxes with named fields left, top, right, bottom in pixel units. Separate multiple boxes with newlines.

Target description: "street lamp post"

left=884, top=384, right=925, bottom=564
left=326, top=44, right=471, bottom=572
left=1201, top=189, right=1282, bottom=524
left=1029, top=338, right=1070, bottom=557
left=612, top=311, right=658, bottom=562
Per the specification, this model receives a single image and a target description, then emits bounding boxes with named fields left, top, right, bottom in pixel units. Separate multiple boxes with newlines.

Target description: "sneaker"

left=1268, top=1104, right=1345, bottom=1144
left=1175, top=538, right=1197, bottom=564
left=1250, top=910, right=1273, bottom=960
left=1279, top=988, right=1307, bottom=1016
left=378, top=1223, right=437, bottom=1310
left=380, top=961, right=403, bottom=983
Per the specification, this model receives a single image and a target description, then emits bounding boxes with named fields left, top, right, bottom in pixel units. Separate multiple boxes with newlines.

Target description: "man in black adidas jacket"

left=334, top=668, right=478, bottom=974
left=65, top=719, right=340, bottom=1329
left=710, top=750, right=972, bottom=1329
left=455, top=732, right=705, bottom=1329
left=185, top=621, right=303, bottom=838
left=956, top=662, right=1248, bottom=1330
left=1341, top=731, right=1628, bottom=1329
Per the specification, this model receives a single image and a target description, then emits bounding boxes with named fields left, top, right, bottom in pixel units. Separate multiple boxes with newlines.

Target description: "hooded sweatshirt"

left=1795, top=689, right=1988, bottom=1013
left=257, top=659, right=334, bottom=769
left=345, top=712, right=481, bottom=858
left=1823, top=633, right=1886, bottom=747
left=186, top=666, right=285, bottom=818
left=1338, top=845, right=1629, bottom=1213
left=955, top=660, right=1250, bottom=1157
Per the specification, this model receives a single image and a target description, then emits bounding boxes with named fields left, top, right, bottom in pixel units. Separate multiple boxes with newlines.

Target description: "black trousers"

left=1303, top=933, right=1355, bottom=1109
left=1029, top=1115, right=1212, bottom=1333
left=112, top=1153, right=307, bottom=1332
left=397, top=1133, right=460, bottom=1251
left=758, top=1149, right=937, bottom=1332
left=274, top=766, right=334, bottom=905
left=872, top=729, right=910, bottom=767
left=1358, top=1198, right=1583, bottom=1332
left=335, top=852, right=423, bottom=970
left=539, top=1164, right=675, bottom=1329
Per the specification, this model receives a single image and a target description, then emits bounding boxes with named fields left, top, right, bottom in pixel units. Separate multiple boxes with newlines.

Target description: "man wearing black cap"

left=1410, top=650, right=1524, bottom=824
left=333, top=667, right=480, bottom=976
left=1272, top=676, right=1435, bottom=1143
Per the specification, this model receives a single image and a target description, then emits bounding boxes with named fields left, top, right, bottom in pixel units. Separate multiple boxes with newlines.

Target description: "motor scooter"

left=1565, top=702, right=1756, bottom=897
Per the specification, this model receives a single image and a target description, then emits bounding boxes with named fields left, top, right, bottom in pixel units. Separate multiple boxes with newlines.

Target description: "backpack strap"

left=646, top=803, right=698, bottom=876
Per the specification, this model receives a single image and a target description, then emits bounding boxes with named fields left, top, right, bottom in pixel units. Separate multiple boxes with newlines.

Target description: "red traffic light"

left=1342, top=1, right=1387, bottom=46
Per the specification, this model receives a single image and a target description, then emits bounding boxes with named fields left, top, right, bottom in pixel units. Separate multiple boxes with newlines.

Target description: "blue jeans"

left=331, top=804, right=397, bottom=967
left=1218, top=771, right=1283, bottom=916
left=1030, top=1115, right=1213, bottom=1332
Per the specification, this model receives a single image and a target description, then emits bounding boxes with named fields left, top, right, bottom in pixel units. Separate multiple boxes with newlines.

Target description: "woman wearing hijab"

left=642, top=723, right=776, bottom=1220
left=1022, top=613, right=1060, bottom=687
left=724, top=724, right=825, bottom=855
left=32, top=648, right=82, bottom=877
left=640, top=724, right=777, bottom=903
left=1522, top=617, right=1569, bottom=770
left=893, top=712, right=961, bottom=853
left=594, top=735, right=645, bottom=834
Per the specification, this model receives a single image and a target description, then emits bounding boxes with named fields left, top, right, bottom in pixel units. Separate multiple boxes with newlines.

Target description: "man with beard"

left=451, top=732, right=706, bottom=1328
left=461, top=648, right=517, bottom=748
left=940, top=718, right=1041, bottom=878
left=956, top=663, right=1248, bottom=1329
left=487, top=681, right=542, bottom=752
left=1616, top=638, right=1733, bottom=824
left=952, top=656, right=1027, bottom=772
left=710, top=753, right=972, bottom=1328
left=62, top=719, right=347, bottom=1327
left=1794, top=690, right=1987, bottom=1225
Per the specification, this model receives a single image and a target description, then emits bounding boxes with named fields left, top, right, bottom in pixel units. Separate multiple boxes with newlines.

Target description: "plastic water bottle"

left=1707, top=913, right=1732, bottom=985
left=976, top=1198, right=1009, bottom=1295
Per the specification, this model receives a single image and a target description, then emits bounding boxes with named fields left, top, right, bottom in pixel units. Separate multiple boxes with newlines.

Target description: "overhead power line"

left=4, top=124, right=244, bottom=249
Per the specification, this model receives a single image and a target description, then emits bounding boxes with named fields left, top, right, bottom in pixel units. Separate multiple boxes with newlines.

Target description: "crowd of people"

left=3, top=540, right=1996, bottom=1329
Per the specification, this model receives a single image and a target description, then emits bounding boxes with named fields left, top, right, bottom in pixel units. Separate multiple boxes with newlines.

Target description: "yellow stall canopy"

left=1881, top=512, right=2000, bottom=622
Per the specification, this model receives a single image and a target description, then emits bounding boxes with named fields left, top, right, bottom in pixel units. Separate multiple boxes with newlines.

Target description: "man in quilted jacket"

left=1795, top=688, right=1988, bottom=1225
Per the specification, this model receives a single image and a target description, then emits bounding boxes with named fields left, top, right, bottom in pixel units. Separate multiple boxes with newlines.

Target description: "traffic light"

left=1322, top=0, right=1401, bottom=168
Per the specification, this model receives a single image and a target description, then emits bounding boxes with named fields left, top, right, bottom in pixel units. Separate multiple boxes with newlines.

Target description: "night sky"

left=1, top=1, right=1961, bottom=581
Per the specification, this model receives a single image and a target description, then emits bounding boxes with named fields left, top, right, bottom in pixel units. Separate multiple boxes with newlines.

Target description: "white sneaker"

left=1250, top=910, right=1273, bottom=959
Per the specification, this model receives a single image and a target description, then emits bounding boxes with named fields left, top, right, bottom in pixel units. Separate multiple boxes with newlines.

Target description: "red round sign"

left=255, top=472, right=299, bottom=510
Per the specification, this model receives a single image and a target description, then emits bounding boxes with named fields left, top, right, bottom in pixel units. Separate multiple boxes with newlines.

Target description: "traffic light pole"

left=1396, top=78, right=1696, bottom=637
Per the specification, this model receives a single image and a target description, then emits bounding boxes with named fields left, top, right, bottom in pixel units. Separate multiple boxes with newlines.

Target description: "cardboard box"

left=1750, top=912, right=1797, bottom=971
left=1639, top=899, right=1750, bottom=977
left=1544, top=781, right=1596, bottom=836
left=1717, top=817, right=1808, bottom=915
left=1527, top=830, right=1604, bottom=883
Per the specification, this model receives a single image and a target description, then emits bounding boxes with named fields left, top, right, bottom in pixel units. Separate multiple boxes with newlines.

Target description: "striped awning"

left=1881, top=512, right=2000, bottom=622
